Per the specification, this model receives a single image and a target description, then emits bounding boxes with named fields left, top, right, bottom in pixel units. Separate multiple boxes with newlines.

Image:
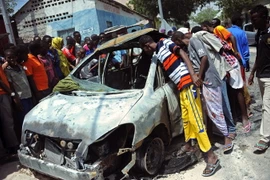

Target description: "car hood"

left=22, top=91, right=143, bottom=145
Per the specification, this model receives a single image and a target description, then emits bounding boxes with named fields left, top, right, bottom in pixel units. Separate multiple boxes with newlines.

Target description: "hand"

left=2, top=61, right=8, bottom=70
left=248, top=73, right=254, bottom=85
left=70, top=64, right=75, bottom=69
left=191, top=74, right=203, bottom=87
left=234, top=52, right=241, bottom=60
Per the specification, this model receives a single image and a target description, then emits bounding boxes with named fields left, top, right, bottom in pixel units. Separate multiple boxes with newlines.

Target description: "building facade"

left=14, top=0, right=151, bottom=42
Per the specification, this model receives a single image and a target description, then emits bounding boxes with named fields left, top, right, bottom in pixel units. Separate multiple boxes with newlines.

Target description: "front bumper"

left=18, top=150, right=100, bottom=180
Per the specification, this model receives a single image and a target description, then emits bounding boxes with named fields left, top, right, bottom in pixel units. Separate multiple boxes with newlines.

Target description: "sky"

left=13, top=0, right=28, bottom=13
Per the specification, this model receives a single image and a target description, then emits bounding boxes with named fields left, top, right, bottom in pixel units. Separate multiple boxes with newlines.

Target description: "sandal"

left=228, top=133, right=237, bottom=140
left=223, top=143, right=234, bottom=154
left=243, top=121, right=252, bottom=133
left=248, top=112, right=254, bottom=118
left=255, top=139, right=269, bottom=151
left=202, top=159, right=221, bottom=177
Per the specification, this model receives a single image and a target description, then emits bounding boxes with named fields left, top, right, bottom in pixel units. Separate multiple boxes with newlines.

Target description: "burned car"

left=18, top=29, right=184, bottom=179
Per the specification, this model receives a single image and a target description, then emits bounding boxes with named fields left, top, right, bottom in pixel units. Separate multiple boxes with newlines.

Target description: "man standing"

left=0, top=62, right=19, bottom=155
left=228, top=14, right=250, bottom=71
left=23, top=41, right=50, bottom=103
left=202, top=19, right=240, bottom=56
left=228, top=14, right=253, bottom=120
left=202, top=19, right=251, bottom=132
left=73, top=31, right=82, bottom=55
left=248, top=5, right=270, bottom=152
left=4, top=48, right=33, bottom=135
left=43, top=35, right=64, bottom=80
left=139, top=35, right=220, bottom=177
left=62, top=38, right=76, bottom=66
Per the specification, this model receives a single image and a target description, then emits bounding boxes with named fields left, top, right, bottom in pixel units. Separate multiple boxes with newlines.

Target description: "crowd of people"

left=139, top=4, right=269, bottom=177
left=0, top=30, right=107, bottom=163
left=0, top=3, right=269, bottom=178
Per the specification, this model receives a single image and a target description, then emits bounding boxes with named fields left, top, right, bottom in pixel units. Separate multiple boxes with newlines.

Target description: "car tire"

left=136, top=137, right=165, bottom=175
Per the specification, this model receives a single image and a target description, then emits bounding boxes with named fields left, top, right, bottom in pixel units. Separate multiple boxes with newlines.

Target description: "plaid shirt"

left=214, top=35, right=238, bottom=68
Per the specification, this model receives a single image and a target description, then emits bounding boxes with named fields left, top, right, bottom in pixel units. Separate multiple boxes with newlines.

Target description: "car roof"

left=96, top=28, right=167, bottom=52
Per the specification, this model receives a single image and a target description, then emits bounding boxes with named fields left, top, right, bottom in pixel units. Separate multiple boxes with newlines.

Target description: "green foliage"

left=216, top=0, right=256, bottom=18
left=190, top=7, right=219, bottom=23
left=128, top=0, right=212, bottom=24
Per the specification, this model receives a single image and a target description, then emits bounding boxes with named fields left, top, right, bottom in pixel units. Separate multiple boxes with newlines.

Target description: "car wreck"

left=18, top=28, right=185, bottom=179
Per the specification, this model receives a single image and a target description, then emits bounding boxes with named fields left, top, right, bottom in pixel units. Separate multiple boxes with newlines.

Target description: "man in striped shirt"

left=139, top=35, right=220, bottom=177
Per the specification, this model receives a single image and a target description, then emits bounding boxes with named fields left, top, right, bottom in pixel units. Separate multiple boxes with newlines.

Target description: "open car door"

left=158, top=65, right=183, bottom=137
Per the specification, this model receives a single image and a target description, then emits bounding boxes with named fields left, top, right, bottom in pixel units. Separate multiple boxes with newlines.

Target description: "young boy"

left=23, top=41, right=50, bottom=103
left=4, top=48, right=33, bottom=134
left=139, top=35, right=220, bottom=177
left=38, top=41, right=59, bottom=90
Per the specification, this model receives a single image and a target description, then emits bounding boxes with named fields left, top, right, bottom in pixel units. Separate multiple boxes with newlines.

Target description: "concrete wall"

left=15, top=0, right=98, bottom=42
left=15, top=0, right=149, bottom=43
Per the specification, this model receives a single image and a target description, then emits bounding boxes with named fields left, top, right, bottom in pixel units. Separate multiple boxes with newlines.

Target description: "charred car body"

left=18, top=29, right=184, bottom=179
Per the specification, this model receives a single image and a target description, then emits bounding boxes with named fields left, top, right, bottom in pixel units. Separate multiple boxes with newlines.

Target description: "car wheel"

left=137, top=137, right=165, bottom=175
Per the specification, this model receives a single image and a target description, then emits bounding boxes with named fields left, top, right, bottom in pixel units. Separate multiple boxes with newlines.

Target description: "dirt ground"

left=1, top=47, right=270, bottom=180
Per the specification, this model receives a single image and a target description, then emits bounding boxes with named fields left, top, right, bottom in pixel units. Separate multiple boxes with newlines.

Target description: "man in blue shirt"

left=228, top=14, right=250, bottom=72
left=228, top=14, right=253, bottom=128
left=112, top=50, right=126, bottom=68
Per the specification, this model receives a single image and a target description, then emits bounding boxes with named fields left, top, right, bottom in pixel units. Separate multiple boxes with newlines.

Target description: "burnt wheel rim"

left=143, top=137, right=164, bottom=175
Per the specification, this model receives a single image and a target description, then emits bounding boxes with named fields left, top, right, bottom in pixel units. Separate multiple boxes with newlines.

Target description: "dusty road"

left=1, top=47, right=270, bottom=180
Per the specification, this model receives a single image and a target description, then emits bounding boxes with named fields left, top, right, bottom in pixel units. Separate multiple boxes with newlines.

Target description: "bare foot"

left=174, top=142, right=197, bottom=157
left=225, top=136, right=232, bottom=143
left=242, top=119, right=251, bottom=133
left=207, top=150, right=218, bottom=164
left=243, top=119, right=250, bottom=127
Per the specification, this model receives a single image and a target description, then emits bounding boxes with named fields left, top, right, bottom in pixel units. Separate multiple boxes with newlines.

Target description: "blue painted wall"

left=96, top=9, right=139, bottom=32
left=48, top=8, right=151, bottom=39
left=48, top=8, right=100, bottom=38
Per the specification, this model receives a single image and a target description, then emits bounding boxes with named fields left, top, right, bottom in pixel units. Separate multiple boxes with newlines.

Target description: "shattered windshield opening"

left=71, top=45, right=151, bottom=93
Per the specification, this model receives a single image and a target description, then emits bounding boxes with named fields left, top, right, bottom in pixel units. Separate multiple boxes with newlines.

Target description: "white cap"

left=177, top=27, right=189, bottom=34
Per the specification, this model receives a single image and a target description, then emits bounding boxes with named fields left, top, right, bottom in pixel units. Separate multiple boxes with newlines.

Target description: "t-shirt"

left=228, top=25, right=250, bottom=68
left=188, top=37, right=221, bottom=88
left=193, top=31, right=228, bottom=80
left=75, top=42, right=82, bottom=55
left=156, top=38, right=192, bottom=91
left=0, top=67, right=10, bottom=95
left=48, top=49, right=64, bottom=79
left=83, top=44, right=94, bottom=56
left=23, top=54, right=49, bottom=91
left=255, top=27, right=270, bottom=78
left=112, top=50, right=126, bottom=63
left=5, top=65, right=32, bottom=99
left=62, top=46, right=76, bottom=63
left=38, top=54, right=59, bottom=88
